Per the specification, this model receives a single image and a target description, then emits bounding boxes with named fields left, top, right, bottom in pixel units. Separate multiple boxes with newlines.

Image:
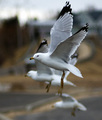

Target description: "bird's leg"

left=61, top=71, right=65, bottom=89
left=58, top=87, right=62, bottom=95
left=46, top=84, right=49, bottom=89
left=71, top=107, right=76, bottom=117
left=46, top=81, right=51, bottom=92
left=58, top=71, right=65, bottom=95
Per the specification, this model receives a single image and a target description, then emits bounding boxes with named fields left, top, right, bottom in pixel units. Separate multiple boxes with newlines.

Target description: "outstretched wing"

left=49, top=2, right=73, bottom=53
left=50, top=24, right=88, bottom=63
left=35, top=40, right=53, bottom=75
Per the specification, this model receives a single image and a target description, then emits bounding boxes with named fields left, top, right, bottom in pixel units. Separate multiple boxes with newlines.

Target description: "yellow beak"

left=30, top=57, right=34, bottom=60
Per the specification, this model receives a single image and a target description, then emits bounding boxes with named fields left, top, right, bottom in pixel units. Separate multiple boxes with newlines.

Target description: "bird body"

left=54, top=101, right=76, bottom=109
left=54, top=99, right=86, bottom=111
left=33, top=52, right=83, bottom=78
left=34, top=53, right=67, bottom=70
left=54, top=93, right=87, bottom=116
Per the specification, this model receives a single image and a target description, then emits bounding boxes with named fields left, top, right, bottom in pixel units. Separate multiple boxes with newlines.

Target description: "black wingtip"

left=42, top=39, right=48, bottom=45
left=81, top=23, right=89, bottom=32
left=39, top=39, right=48, bottom=47
left=84, top=23, right=89, bottom=32
left=57, top=1, right=72, bottom=20
left=71, top=53, right=78, bottom=59
left=36, top=39, right=48, bottom=52
left=65, top=1, right=69, bottom=5
left=74, top=23, right=89, bottom=35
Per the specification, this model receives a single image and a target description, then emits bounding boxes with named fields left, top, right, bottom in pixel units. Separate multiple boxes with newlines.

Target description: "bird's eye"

left=37, top=55, right=39, bottom=57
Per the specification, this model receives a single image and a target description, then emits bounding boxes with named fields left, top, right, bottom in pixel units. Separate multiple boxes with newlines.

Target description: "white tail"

left=65, top=80, right=76, bottom=87
left=77, top=102, right=87, bottom=111
left=67, top=64, right=83, bottom=78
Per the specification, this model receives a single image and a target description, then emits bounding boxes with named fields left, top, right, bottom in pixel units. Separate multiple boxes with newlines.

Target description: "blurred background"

left=0, top=0, right=102, bottom=120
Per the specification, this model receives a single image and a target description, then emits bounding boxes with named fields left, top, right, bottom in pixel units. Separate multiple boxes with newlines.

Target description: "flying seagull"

left=30, top=1, right=88, bottom=91
left=53, top=93, right=87, bottom=116
left=26, top=40, right=76, bottom=92
left=26, top=40, right=53, bottom=92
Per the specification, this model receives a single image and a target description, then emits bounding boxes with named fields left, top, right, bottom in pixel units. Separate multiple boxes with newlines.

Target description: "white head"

left=30, top=53, right=43, bottom=62
left=31, top=53, right=48, bottom=63
left=30, top=52, right=48, bottom=64
left=33, top=53, right=43, bottom=61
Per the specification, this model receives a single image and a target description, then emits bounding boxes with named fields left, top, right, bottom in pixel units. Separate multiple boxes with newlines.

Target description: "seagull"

left=26, top=40, right=76, bottom=92
left=27, top=69, right=76, bottom=92
left=26, top=40, right=53, bottom=92
left=53, top=93, right=87, bottom=116
left=30, top=2, right=88, bottom=91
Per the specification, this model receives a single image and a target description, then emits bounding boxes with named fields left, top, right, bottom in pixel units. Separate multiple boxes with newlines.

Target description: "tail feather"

left=77, top=102, right=87, bottom=111
left=65, top=80, right=76, bottom=87
left=67, top=64, right=83, bottom=78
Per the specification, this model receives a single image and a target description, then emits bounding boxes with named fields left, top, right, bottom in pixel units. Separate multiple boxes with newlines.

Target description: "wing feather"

left=49, top=2, right=73, bottom=53
left=50, top=24, right=88, bottom=63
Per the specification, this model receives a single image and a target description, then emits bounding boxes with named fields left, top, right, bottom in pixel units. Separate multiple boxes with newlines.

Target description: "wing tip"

left=57, top=1, right=72, bottom=19
left=83, top=23, right=89, bottom=32
left=42, top=39, right=48, bottom=45
left=65, top=1, right=72, bottom=14
left=74, top=23, right=89, bottom=35
left=71, top=53, right=78, bottom=59
left=36, top=39, right=48, bottom=52
left=80, top=23, right=89, bottom=32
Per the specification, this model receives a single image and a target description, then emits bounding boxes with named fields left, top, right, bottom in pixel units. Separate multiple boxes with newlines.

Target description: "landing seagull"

left=26, top=40, right=76, bottom=92
left=30, top=2, right=88, bottom=91
left=53, top=93, right=87, bottom=116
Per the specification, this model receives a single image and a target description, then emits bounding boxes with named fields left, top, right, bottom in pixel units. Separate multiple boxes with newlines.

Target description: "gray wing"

left=49, top=2, right=73, bottom=53
left=65, top=53, right=78, bottom=78
left=35, top=40, right=53, bottom=75
left=50, top=24, right=88, bottom=63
